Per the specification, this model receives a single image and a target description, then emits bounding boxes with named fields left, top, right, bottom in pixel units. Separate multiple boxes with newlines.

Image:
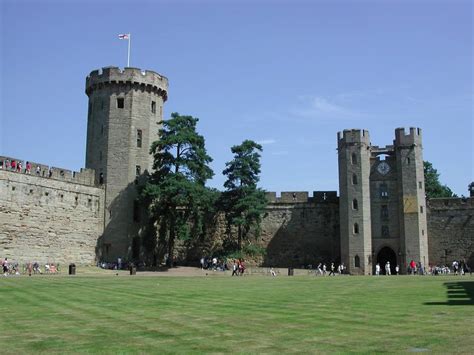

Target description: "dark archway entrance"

left=376, top=247, right=397, bottom=275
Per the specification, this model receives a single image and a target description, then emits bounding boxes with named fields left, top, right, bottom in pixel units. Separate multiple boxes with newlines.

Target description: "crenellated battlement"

left=266, top=191, right=338, bottom=203
left=85, top=66, right=168, bottom=101
left=427, top=197, right=473, bottom=209
left=394, top=127, right=422, bottom=147
left=337, top=129, right=370, bottom=147
left=0, top=156, right=98, bottom=187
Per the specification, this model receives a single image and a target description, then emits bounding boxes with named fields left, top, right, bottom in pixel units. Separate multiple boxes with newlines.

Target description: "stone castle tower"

left=85, top=67, right=168, bottom=260
left=338, top=128, right=429, bottom=275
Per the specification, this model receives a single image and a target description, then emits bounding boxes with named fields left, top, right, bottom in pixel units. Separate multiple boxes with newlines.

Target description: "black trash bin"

left=69, top=263, right=76, bottom=275
left=288, top=267, right=294, bottom=276
left=129, top=264, right=136, bottom=275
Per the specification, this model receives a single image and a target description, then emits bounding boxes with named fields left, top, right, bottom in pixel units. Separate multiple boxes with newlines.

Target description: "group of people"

left=375, top=262, right=399, bottom=276
left=1, top=158, right=54, bottom=178
left=231, top=259, right=246, bottom=276
left=1, top=258, right=58, bottom=276
left=312, top=262, right=345, bottom=276
left=200, top=256, right=229, bottom=272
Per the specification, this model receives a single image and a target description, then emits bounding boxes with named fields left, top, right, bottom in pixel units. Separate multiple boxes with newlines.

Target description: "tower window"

left=380, top=183, right=388, bottom=198
left=407, top=157, right=411, bottom=165
left=381, top=225, right=389, bottom=237
left=160, top=106, right=163, bottom=117
left=353, top=223, right=359, bottom=234
left=137, top=130, right=142, bottom=148
left=354, top=255, right=360, bottom=268
left=352, top=199, right=358, bottom=210
left=101, top=124, right=104, bottom=135
left=381, top=205, right=389, bottom=219
left=351, top=153, right=357, bottom=164
left=151, top=101, right=156, bottom=113
left=136, top=165, right=141, bottom=176
left=99, top=151, right=103, bottom=161
left=117, top=98, right=124, bottom=109
left=420, top=206, right=423, bottom=213
left=352, top=174, right=358, bottom=185
left=418, top=181, right=422, bottom=189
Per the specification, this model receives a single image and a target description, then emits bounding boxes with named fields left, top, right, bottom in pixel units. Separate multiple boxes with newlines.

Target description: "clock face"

left=377, top=161, right=390, bottom=175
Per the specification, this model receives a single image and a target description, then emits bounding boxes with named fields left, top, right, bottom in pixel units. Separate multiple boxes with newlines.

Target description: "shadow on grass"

left=424, top=281, right=474, bottom=306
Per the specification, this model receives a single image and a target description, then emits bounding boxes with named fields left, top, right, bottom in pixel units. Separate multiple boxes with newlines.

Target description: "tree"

left=424, top=161, right=455, bottom=198
left=142, top=112, right=214, bottom=266
left=222, top=140, right=267, bottom=250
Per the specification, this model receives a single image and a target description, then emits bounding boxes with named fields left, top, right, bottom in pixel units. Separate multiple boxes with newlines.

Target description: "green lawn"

left=1, top=273, right=473, bottom=353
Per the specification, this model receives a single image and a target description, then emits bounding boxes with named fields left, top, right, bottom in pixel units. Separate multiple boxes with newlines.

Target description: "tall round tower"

left=85, top=66, right=168, bottom=261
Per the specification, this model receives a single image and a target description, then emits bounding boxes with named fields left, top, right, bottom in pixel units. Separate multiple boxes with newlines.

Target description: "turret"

left=394, top=127, right=428, bottom=269
left=338, top=129, right=373, bottom=275
left=85, top=66, right=168, bottom=261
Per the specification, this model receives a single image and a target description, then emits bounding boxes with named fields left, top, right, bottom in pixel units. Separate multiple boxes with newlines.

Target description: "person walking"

left=375, top=263, right=381, bottom=276
left=385, top=261, right=391, bottom=276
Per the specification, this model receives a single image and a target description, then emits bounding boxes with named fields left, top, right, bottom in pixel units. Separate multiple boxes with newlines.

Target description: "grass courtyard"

left=0, top=272, right=473, bottom=353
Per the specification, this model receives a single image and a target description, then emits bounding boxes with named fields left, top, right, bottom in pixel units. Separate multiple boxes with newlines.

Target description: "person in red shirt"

left=410, top=260, right=416, bottom=274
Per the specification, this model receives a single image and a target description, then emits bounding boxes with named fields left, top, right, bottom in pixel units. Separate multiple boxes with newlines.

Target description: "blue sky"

left=1, top=0, right=472, bottom=196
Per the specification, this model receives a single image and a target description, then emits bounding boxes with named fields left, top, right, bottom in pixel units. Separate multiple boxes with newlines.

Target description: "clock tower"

left=338, top=127, right=428, bottom=275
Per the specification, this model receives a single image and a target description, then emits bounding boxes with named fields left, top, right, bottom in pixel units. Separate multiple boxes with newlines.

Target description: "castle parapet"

left=427, top=197, right=473, bottom=209
left=337, top=129, right=370, bottom=147
left=85, top=66, right=168, bottom=101
left=266, top=191, right=338, bottom=203
left=0, top=156, right=98, bottom=187
left=394, top=127, right=422, bottom=147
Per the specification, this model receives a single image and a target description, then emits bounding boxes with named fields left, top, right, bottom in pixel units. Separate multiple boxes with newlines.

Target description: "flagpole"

left=127, top=33, right=131, bottom=67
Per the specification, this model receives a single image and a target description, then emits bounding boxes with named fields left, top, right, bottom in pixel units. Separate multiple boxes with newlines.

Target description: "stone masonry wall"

left=427, top=197, right=474, bottom=267
left=0, top=170, right=104, bottom=265
left=180, top=192, right=340, bottom=267
left=260, top=198, right=340, bottom=267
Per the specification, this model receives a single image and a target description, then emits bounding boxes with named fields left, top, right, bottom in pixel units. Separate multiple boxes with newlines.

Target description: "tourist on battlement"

left=26, top=161, right=31, bottom=174
left=17, top=161, right=22, bottom=173
left=48, top=167, right=53, bottom=178
left=0, top=160, right=3, bottom=169
left=36, top=165, right=41, bottom=175
left=11, top=160, right=16, bottom=171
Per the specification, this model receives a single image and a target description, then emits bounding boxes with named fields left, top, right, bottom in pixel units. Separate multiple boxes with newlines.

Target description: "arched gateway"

left=376, top=247, right=397, bottom=275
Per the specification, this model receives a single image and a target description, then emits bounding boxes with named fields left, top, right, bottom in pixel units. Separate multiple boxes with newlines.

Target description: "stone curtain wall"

left=427, top=197, right=474, bottom=267
left=0, top=170, right=104, bottom=265
left=261, top=199, right=340, bottom=267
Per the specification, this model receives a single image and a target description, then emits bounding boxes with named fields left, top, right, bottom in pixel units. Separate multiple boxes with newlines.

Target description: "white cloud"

left=257, top=139, right=276, bottom=145
left=290, top=95, right=365, bottom=121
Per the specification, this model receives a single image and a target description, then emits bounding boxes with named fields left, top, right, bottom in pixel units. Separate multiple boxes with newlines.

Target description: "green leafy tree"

left=222, top=140, right=267, bottom=250
left=424, top=161, right=455, bottom=198
left=142, top=112, right=214, bottom=266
